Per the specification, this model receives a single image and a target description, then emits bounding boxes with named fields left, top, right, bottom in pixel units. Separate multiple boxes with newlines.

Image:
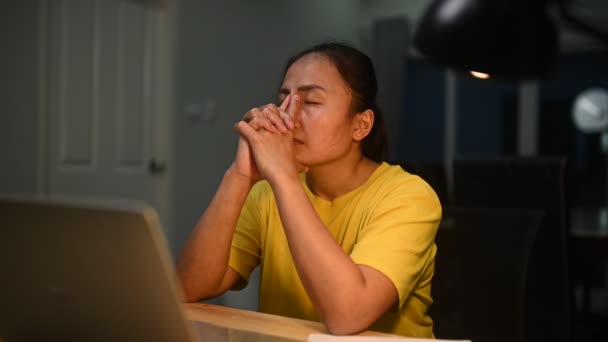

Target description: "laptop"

left=0, top=195, right=200, bottom=341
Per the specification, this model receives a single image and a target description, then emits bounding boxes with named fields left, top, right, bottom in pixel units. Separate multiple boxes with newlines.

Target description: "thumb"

left=235, top=121, right=258, bottom=142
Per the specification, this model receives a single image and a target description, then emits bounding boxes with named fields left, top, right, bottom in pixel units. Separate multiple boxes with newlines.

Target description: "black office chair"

left=431, top=206, right=543, bottom=342
left=451, top=157, right=572, bottom=342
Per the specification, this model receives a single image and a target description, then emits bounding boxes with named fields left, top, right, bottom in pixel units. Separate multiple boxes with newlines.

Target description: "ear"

left=352, top=109, right=374, bottom=141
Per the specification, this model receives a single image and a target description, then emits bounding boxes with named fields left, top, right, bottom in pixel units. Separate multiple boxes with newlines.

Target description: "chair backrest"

left=451, top=157, right=572, bottom=342
left=432, top=206, right=543, bottom=342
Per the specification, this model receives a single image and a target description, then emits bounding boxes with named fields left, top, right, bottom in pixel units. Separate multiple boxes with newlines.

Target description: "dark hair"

left=282, top=41, right=388, bottom=163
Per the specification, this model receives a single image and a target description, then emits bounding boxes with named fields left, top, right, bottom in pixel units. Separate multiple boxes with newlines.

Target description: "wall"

left=172, top=0, right=361, bottom=310
left=398, top=59, right=445, bottom=162
left=357, top=0, right=429, bottom=56
left=358, top=0, right=428, bottom=26
left=0, top=0, right=40, bottom=194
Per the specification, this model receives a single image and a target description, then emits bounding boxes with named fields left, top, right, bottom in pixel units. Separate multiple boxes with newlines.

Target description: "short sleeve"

left=228, top=182, right=264, bottom=289
left=350, top=180, right=441, bottom=309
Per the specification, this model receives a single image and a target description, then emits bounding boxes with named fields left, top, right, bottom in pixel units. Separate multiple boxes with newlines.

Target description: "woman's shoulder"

left=363, top=163, right=442, bottom=222
left=372, top=162, right=441, bottom=203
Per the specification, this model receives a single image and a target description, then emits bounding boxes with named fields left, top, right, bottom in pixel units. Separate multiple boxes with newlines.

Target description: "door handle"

left=148, top=159, right=166, bottom=174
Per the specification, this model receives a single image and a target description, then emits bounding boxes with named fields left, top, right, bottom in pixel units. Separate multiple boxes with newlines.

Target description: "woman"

left=177, top=42, right=441, bottom=337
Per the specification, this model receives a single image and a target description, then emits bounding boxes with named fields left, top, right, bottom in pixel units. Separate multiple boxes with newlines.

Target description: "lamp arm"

left=558, top=2, right=608, bottom=44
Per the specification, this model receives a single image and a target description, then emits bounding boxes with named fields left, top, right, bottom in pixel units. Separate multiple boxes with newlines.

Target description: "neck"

left=305, top=155, right=380, bottom=201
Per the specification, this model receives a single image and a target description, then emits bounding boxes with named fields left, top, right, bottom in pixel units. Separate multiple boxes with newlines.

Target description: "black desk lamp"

left=413, top=0, right=607, bottom=81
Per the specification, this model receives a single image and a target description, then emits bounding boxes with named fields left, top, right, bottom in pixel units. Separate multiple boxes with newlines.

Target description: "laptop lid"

left=0, top=196, right=199, bottom=341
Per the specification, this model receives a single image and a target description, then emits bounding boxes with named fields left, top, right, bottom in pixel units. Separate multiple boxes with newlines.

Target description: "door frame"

left=36, top=0, right=178, bottom=236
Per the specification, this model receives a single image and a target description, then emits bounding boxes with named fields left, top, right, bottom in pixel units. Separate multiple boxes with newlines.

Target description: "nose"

left=292, top=110, right=302, bottom=129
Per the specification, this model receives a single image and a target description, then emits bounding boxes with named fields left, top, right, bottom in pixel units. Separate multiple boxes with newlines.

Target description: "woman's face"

left=279, top=53, right=358, bottom=167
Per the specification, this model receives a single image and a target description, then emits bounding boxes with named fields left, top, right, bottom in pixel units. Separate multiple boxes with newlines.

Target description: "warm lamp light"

left=470, top=71, right=490, bottom=79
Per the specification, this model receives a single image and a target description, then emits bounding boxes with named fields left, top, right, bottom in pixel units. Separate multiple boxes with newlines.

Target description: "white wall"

left=0, top=0, right=41, bottom=194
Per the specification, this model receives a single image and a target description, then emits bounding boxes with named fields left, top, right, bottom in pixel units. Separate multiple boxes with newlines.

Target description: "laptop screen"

left=0, top=196, right=198, bottom=341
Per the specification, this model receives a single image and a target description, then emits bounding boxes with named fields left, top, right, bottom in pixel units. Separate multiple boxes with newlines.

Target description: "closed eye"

left=304, top=101, right=320, bottom=105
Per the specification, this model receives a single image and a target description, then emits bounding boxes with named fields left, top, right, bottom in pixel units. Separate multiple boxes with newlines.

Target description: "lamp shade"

left=413, top=0, right=559, bottom=81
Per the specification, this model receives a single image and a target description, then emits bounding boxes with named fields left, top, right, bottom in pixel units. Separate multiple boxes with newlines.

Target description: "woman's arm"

left=271, top=174, right=398, bottom=335
left=176, top=152, right=254, bottom=302
left=177, top=96, right=297, bottom=302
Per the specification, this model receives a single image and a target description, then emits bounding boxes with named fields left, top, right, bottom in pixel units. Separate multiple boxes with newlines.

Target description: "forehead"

left=281, top=53, right=348, bottom=93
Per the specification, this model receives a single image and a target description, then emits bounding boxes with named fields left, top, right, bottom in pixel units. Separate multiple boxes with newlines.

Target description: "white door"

left=43, top=0, right=174, bottom=232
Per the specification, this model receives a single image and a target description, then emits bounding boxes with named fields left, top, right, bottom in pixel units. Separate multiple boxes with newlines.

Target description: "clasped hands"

left=232, top=94, right=307, bottom=185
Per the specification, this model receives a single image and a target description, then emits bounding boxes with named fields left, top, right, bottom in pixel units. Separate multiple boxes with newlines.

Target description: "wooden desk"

left=185, top=303, right=397, bottom=341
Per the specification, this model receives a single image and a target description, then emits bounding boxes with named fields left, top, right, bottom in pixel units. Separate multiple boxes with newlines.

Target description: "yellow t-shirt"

left=228, top=162, right=441, bottom=337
